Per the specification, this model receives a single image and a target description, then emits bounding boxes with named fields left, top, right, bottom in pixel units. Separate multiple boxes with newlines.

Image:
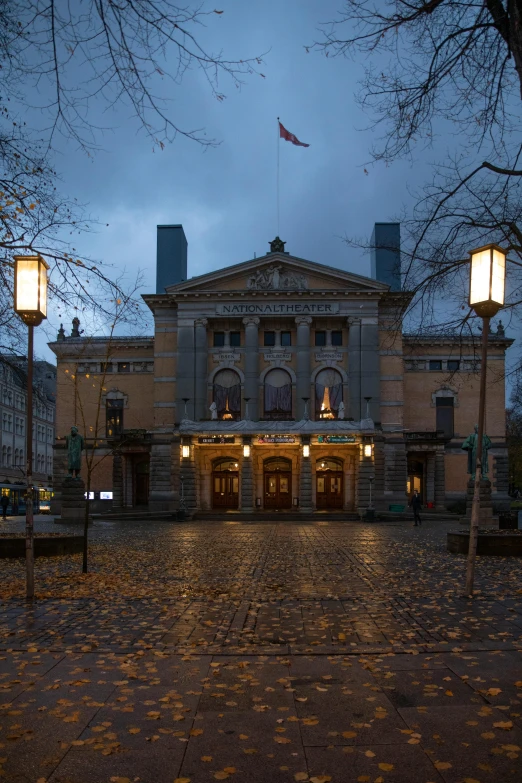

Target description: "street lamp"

left=13, top=254, right=49, bottom=600
left=465, top=244, right=507, bottom=596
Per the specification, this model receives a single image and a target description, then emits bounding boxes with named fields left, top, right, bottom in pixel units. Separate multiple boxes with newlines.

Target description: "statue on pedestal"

left=337, top=401, right=345, bottom=420
left=65, top=426, right=84, bottom=478
left=209, top=401, right=218, bottom=420
left=461, top=424, right=491, bottom=480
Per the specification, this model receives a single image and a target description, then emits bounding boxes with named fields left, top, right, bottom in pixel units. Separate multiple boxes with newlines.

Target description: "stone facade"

left=48, top=238, right=513, bottom=516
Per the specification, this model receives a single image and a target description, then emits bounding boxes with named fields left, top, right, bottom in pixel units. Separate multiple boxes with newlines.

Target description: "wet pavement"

left=0, top=518, right=521, bottom=782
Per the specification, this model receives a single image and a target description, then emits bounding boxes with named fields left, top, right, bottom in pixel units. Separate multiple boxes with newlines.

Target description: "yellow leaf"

left=486, top=688, right=502, bottom=696
left=201, top=756, right=213, bottom=762
left=378, top=763, right=394, bottom=772
left=223, top=769, right=236, bottom=775
left=502, top=744, right=521, bottom=752
left=434, top=762, right=452, bottom=770
left=310, top=777, right=332, bottom=783
left=302, top=718, right=319, bottom=726
left=357, top=778, right=370, bottom=783
left=365, top=751, right=376, bottom=757
left=189, top=728, right=204, bottom=736
left=110, top=779, right=131, bottom=783
left=213, top=774, right=229, bottom=781
left=481, top=732, right=495, bottom=739
left=445, top=690, right=453, bottom=697
left=174, top=779, right=191, bottom=783
left=274, top=736, right=291, bottom=743
left=463, top=779, right=481, bottom=783
left=294, top=774, right=309, bottom=782
left=493, top=721, right=513, bottom=730
left=342, top=731, right=357, bottom=739
left=128, top=727, right=140, bottom=734
left=239, top=734, right=249, bottom=740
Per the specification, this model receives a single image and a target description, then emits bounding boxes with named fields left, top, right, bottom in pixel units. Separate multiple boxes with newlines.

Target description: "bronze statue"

left=66, top=426, right=84, bottom=478
left=461, top=424, right=491, bottom=480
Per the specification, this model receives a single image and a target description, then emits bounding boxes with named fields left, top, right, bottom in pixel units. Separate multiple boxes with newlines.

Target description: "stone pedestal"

left=54, top=477, right=90, bottom=525
left=460, top=479, right=498, bottom=527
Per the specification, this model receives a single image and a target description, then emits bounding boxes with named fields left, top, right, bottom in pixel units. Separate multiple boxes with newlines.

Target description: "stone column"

left=434, top=450, right=446, bottom=510
left=194, top=318, right=208, bottom=422
left=426, top=454, right=435, bottom=505
left=356, top=445, right=375, bottom=512
left=180, top=437, right=197, bottom=515
left=383, top=440, right=408, bottom=507
left=361, top=319, right=380, bottom=422
left=240, top=437, right=254, bottom=513
left=295, top=316, right=312, bottom=420
left=112, top=451, right=123, bottom=510
left=176, top=319, right=195, bottom=421
left=243, top=317, right=260, bottom=420
left=149, top=440, right=176, bottom=511
left=347, top=318, right=361, bottom=421
left=299, top=437, right=313, bottom=512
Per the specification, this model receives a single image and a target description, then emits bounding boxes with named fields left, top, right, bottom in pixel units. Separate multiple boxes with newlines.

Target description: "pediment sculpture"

left=247, top=264, right=307, bottom=291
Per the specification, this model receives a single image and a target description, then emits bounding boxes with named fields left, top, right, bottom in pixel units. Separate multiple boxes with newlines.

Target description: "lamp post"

left=466, top=244, right=506, bottom=596
left=13, top=255, right=49, bottom=600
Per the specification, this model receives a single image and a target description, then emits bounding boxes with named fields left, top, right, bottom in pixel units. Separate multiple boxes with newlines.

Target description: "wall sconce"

left=243, top=444, right=251, bottom=458
left=363, top=443, right=373, bottom=458
left=302, top=444, right=310, bottom=458
left=181, top=444, right=190, bottom=459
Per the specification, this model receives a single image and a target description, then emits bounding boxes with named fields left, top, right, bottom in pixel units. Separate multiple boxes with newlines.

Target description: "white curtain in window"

left=315, top=368, right=343, bottom=414
left=265, top=369, right=292, bottom=413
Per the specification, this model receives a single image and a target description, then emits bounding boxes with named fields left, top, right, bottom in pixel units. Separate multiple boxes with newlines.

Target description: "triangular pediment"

left=164, top=252, right=389, bottom=295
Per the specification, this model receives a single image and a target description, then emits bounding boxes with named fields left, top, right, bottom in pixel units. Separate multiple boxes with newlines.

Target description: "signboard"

left=216, top=302, right=340, bottom=316
left=213, top=352, right=240, bottom=363
left=264, top=352, right=291, bottom=362
left=315, top=351, right=343, bottom=362
left=257, top=436, right=295, bottom=444
left=317, top=435, right=356, bottom=444
left=198, top=436, right=236, bottom=444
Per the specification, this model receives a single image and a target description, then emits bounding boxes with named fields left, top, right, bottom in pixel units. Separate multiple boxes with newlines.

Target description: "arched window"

left=315, top=368, right=343, bottom=419
left=316, top=457, right=343, bottom=471
left=14, top=448, right=19, bottom=467
left=213, top=369, right=241, bottom=420
left=6, top=447, right=11, bottom=467
left=264, top=368, right=292, bottom=419
left=213, top=457, right=240, bottom=472
left=2, top=445, right=6, bottom=466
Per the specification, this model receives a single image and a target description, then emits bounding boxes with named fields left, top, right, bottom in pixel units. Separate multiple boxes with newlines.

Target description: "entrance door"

left=263, top=457, right=292, bottom=509
left=407, top=458, right=424, bottom=504
left=212, top=458, right=239, bottom=509
left=316, top=458, right=344, bottom=509
left=133, top=457, right=150, bottom=506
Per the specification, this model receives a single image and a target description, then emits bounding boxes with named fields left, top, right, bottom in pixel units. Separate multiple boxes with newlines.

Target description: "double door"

left=316, top=471, right=343, bottom=509
left=213, top=472, right=239, bottom=509
left=264, top=471, right=292, bottom=509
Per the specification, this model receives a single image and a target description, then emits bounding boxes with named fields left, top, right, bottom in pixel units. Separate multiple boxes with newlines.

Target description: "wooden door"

left=264, top=471, right=292, bottom=509
left=212, top=472, right=239, bottom=509
left=316, top=471, right=344, bottom=509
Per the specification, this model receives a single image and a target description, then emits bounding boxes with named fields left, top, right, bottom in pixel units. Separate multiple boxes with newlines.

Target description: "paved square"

left=0, top=518, right=521, bottom=782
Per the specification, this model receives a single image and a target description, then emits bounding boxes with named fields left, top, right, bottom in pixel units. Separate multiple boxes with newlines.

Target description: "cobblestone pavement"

left=0, top=519, right=521, bottom=782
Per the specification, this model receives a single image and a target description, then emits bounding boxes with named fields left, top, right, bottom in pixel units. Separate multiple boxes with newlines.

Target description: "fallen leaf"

left=294, top=774, right=308, bottom=782
left=274, top=736, right=291, bottom=744
left=174, top=778, right=191, bottom=783
left=434, top=762, right=452, bottom=770
left=201, top=756, right=213, bottom=762
left=342, top=731, right=357, bottom=739
left=493, top=721, right=513, bottom=730
left=310, top=777, right=332, bottom=783
left=378, top=763, right=394, bottom=772
left=189, top=728, right=204, bottom=736
left=365, top=751, right=376, bottom=757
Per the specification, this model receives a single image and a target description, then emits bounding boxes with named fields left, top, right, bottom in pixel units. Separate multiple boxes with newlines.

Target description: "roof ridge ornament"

left=269, top=236, right=287, bottom=254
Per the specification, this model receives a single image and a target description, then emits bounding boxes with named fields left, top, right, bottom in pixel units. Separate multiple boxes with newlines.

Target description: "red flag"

left=279, top=121, right=310, bottom=147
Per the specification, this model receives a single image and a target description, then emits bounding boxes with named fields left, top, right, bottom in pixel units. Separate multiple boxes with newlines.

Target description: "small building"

left=0, top=358, right=56, bottom=511
left=49, top=227, right=512, bottom=516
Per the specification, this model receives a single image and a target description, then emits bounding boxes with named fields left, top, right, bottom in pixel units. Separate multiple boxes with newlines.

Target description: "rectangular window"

left=331, top=330, right=343, bottom=346
left=436, top=397, right=454, bottom=438
left=264, top=331, right=276, bottom=347
left=447, top=360, right=460, bottom=372
left=281, top=331, right=291, bottom=347
left=229, top=331, right=241, bottom=347
left=213, top=331, right=225, bottom=347
left=106, top=399, right=124, bottom=437
left=101, top=362, right=113, bottom=373
left=315, top=331, right=326, bottom=347
left=429, top=360, right=442, bottom=371
left=117, top=362, right=130, bottom=373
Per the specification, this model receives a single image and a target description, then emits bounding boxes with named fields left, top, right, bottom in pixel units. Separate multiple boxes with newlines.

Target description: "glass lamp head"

left=469, top=244, right=506, bottom=317
left=14, top=255, right=49, bottom=326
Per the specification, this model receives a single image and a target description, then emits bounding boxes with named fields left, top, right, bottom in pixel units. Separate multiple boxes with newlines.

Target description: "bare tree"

left=315, top=0, right=522, bottom=335
left=1, top=2, right=264, bottom=345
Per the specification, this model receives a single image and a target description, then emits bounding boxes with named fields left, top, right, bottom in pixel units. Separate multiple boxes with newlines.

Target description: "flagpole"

left=276, top=116, right=280, bottom=236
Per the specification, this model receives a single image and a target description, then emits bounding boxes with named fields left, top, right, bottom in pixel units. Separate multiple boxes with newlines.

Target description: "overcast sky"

left=36, top=0, right=446, bottom=359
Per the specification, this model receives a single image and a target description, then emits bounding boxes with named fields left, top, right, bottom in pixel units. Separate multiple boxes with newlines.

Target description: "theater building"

left=49, top=225, right=512, bottom=516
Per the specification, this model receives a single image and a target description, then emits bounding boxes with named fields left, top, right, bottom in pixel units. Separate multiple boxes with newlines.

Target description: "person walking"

left=1, top=493, right=9, bottom=521
left=410, top=489, right=422, bottom=527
